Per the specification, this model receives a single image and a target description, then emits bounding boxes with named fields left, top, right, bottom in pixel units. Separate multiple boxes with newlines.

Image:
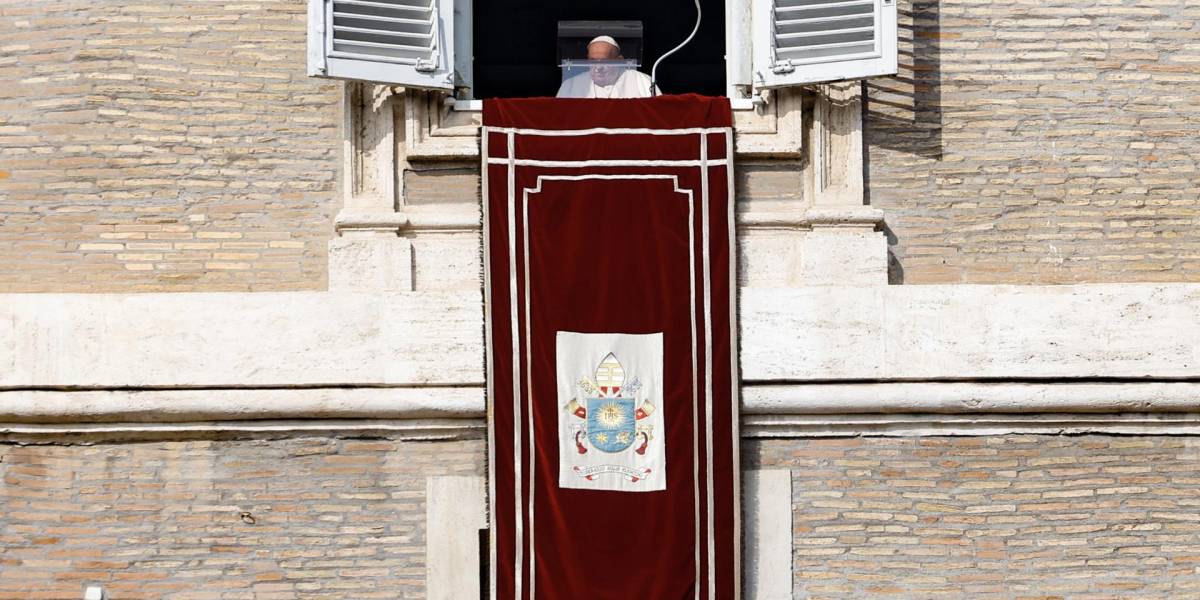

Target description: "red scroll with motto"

left=484, top=95, right=739, bottom=600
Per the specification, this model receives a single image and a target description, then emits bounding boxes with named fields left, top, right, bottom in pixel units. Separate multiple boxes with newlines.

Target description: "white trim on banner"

left=517, top=171, right=701, bottom=597
left=486, top=158, right=729, bottom=168
left=482, top=126, right=499, bottom=600
left=727, top=129, right=742, bottom=600
left=522, top=172, right=536, bottom=599
left=700, top=134, right=716, bottom=600
left=505, top=130, right=524, bottom=600
left=486, top=126, right=729, bottom=136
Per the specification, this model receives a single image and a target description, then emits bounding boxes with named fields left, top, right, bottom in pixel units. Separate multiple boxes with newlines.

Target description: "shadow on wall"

left=865, top=0, right=944, bottom=162
left=862, top=0, right=944, bottom=284
left=883, top=223, right=904, bottom=284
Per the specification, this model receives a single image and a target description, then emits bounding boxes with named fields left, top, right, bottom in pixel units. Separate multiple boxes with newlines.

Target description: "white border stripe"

left=487, top=158, right=728, bottom=168
left=487, top=126, right=728, bottom=136
left=522, top=184, right=535, bottom=600
left=482, top=126, right=499, bottom=600
left=507, top=131, right=523, bottom=600
left=521, top=173, right=696, bottom=599
left=691, top=174, right=701, bottom=600
left=727, top=129, right=742, bottom=600
left=523, top=174, right=693, bottom=183
left=700, top=133, right=716, bottom=600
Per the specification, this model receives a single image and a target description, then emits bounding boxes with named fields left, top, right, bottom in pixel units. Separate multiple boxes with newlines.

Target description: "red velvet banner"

left=484, top=95, right=739, bottom=600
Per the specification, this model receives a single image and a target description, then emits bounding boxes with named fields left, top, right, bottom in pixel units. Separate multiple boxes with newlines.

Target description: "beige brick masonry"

left=0, top=435, right=485, bottom=599
left=0, top=2, right=340, bottom=292
left=7, top=0, right=1200, bottom=290
left=2, top=434, right=1198, bottom=597
left=749, top=435, right=1200, bottom=598
left=869, top=0, right=1200, bottom=283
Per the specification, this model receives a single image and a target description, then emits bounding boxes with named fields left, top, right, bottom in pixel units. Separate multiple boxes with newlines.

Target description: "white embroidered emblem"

left=556, top=332, right=665, bottom=492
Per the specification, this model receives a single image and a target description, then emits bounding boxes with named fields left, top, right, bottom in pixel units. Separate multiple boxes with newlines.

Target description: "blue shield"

left=586, top=397, right=636, bottom=453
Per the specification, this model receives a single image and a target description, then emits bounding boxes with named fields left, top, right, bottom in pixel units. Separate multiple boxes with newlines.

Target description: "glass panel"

left=557, top=59, right=652, bottom=98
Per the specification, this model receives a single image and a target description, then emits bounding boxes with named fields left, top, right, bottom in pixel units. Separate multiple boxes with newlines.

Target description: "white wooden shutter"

left=307, top=0, right=455, bottom=90
left=752, top=0, right=896, bottom=88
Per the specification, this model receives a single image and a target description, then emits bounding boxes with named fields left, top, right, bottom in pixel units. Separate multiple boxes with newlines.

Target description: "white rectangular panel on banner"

left=556, top=331, right=666, bottom=492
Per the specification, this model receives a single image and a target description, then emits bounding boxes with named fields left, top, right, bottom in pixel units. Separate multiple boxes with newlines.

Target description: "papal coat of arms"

left=556, top=332, right=665, bottom=492
left=569, top=352, right=654, bottom=458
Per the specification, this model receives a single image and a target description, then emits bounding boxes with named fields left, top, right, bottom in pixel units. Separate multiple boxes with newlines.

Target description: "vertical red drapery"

left=484, top=95, right=739, bottom=600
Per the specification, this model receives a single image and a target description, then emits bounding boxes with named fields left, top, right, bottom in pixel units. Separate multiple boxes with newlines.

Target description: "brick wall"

left=748, top=435, right=1200, bottom=598
left=868, top=0, right=1200, bottom=283
left=0, top=2, right=340, bottom=292
left=0, top=436, right=484, bottom=599
left=4, top=434, right=1198, bottom=598
left=8, top=1, right=1200, bottom=290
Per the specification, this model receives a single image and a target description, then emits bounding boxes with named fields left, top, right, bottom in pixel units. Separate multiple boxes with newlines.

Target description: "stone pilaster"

left=328, top=82, right=414, bottom=291
left=799, top=82, right=887, bottom=285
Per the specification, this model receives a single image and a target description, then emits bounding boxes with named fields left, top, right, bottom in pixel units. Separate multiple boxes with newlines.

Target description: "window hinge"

left=755, top=87, right=771, bottom=106
left=772, top=61, right=795, bottom=75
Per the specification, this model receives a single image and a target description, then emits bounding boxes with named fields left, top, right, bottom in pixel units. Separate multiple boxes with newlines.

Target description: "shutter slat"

left=776, top=40, right=875, bottom=61
left=333, top=24, right=434, bottom=42
left=333, top=38, right=431, bottom=53
left=332, top=44, right=429, bottom=63
left=332, top=12, right=433, bottom=27
left=775, top=0, right=873, bottom=15
left=777, top=13, right=873, bottom=27
left=336, top=0, right=433, bottom=10
left=333, top=17, right=431, bottom=37
left=334, top=0, right=431, bottom=23
left=776, top=25, right=874, bottom=41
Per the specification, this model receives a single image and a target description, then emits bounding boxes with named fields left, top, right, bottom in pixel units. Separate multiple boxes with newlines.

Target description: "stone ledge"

left=0, top=387, right=484, bottom=423
left=741, top=381, right=1200, bottom=414
left=3, top=381, right=1200, bottom=424
left=6, top=412, right=1200, bottom=441
left=743, top=412, right=1200, bottom=437
left=335, top=209, right=481, bottom=233
left=736, top=207, right=885, bottom=230
left=3, top=283, right=1198, bottom=394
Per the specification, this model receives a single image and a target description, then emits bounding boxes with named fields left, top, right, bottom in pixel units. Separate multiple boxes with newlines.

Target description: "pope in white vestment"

left=556, top=35, right=661, bottom=99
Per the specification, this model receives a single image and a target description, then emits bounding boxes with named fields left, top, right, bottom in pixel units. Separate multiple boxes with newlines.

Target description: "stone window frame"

left=402, top=88, right=805, bottom=160
left=331, top=81, right=888, bottom=293
left=308, top=0, right=898, bottom=109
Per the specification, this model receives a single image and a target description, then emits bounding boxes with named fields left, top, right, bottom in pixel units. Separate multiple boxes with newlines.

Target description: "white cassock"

left=556, top=69, right=660, bottom=99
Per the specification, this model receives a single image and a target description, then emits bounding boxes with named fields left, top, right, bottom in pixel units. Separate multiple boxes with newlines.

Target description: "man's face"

left=587, top=41, right=621, bottom=86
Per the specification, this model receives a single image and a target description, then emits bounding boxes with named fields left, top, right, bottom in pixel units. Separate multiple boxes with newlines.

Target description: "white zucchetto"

left=588, top=35, right=620, bottom=52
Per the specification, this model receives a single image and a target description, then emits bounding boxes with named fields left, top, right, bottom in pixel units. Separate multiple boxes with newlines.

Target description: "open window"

left=468, top=0, right=727, bottom=99
left=307, top=0, right=896, bottom=96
